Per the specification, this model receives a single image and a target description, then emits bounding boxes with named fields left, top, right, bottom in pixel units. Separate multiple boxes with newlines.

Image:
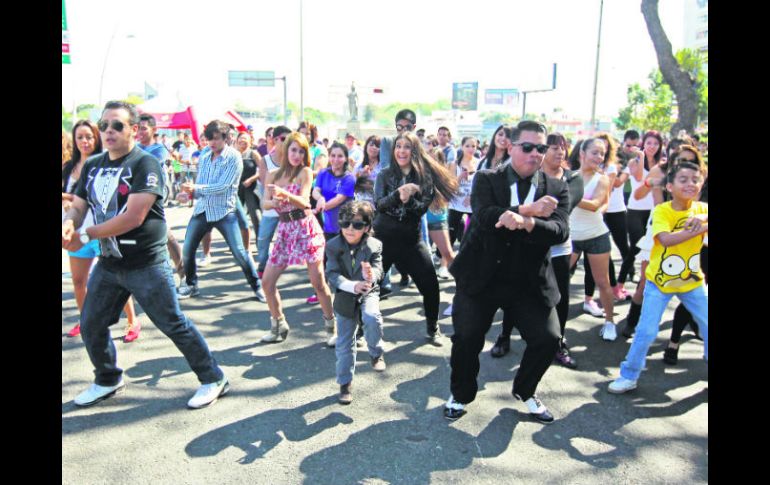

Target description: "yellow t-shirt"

left=646, top=201, right=708, bottom=293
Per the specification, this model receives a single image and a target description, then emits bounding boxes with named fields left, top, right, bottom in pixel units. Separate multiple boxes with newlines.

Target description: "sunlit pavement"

left=62, top=204, right=707, bottom=484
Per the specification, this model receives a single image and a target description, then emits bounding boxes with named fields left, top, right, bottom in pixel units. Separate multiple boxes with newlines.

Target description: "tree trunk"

left=641, top=0, right=698, bottom=137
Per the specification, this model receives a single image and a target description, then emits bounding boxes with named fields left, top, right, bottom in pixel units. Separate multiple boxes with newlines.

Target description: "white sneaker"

left=583, top=300, right=605, bottom=318
left=436, top=266, right=451, bottom=279
left=608, top=376, right=638, bottom=394
left=197, top=255, right=212, bottom=267
left=254, top=287, right=267, bottom=302
left=599, top=322, right=618, bottom=341
left=442, top=304, right=453, bottom=317
left=74, top=380, right=126, bottom=407
left=187, top=377, right=230, bottom=409
left=432, top=254, right=442, bottom=267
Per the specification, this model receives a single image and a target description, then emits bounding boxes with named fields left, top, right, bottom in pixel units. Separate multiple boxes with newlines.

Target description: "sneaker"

left=621, top=323, right=635, bottom=339
left=74, top=380, right=126, bottom=407
left=339, top=383, right=353, bottom=405
left=608, top=376, right=638, bottom=394
left=67, top=323, right=81, bottom=338
left=379, top=285, right=393, bottom=299
left=520, top=394, right=554, bottom=424
left=306, top=294, right=320, bottom=305
left=490, top=334, right=510, bottom=358
left=436, top=266, right=451, bottom=280
left=371, top=355, right=386, bottom=372
left=197, top=255, right=212, bottom=267
left=177, top=284, right=200, bottom=299
left=444, top=395, right=467, bottom=421
left=442, top=304, right=453, bottom=317
left=254, top=287, right=267, bottom=303
left=187, top=377, right=230, bottom=409
left=432, top=254, right=442, bottom=267
left=599, top=322, right=618, bottom=341
left=124, top=321, right=141, bottom=343
left=613, top=285, right=631, bottom=302
left=554, top=347, right=578, bottom=369
left=663, top=346, right=679, bottom=365
left=583, top=300, right=605, bottom=318
left=426, top=327, right=444, bottom=347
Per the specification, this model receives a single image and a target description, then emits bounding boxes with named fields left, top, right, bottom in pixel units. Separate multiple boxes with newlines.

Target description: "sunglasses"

left=395, top=123, right=413, bottom=133
left=511, top=142, right=548, bottom=154
left=97, top=120, right=127, bottom=132
left=675, top=157, right=697, bottom=163
left=339, top=220, right=368, bottom=230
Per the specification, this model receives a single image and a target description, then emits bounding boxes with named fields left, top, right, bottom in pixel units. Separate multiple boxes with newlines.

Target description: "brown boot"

left=339, top=383, right=353, bottom=405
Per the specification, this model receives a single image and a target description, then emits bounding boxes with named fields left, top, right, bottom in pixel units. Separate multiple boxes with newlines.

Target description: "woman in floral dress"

left=259, top=132, right=337, bottom=345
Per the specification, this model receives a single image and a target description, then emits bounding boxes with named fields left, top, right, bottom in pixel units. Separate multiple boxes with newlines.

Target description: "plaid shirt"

left=192, top=145, right=243, bottom=222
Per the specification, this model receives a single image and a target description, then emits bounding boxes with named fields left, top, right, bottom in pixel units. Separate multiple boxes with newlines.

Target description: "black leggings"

left=626, top=208, right=650, bottom=263
left=670, top=246, right=709, bottom=343
left=239, top=189, right=262, bottom=237
left=379, top=234, right=440, bottom=322
left=447, top=209, right=468, bottom=247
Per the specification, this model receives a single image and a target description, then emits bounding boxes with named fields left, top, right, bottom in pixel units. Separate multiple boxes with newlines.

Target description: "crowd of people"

left=62, top=102, right=708, bottom=423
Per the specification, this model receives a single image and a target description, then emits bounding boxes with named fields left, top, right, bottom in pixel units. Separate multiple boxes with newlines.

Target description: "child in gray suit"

left=325, top=201, right=386, bottom=405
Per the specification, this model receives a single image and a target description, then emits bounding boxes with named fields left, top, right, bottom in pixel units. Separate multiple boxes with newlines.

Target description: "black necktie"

left=517, top=178, right=531, bottom=205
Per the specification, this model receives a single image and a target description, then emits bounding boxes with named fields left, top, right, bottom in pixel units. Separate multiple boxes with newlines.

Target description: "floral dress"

left=268, top=183, right=326, bottom=266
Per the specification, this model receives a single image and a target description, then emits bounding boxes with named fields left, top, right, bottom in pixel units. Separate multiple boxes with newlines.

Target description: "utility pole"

left=299, top=0, right=304, bottom=122
left=590, top=0, right=604, bottom=132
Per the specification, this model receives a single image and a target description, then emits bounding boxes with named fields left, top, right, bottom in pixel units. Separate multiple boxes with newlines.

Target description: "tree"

left=641, top=0, right=701, bottom=136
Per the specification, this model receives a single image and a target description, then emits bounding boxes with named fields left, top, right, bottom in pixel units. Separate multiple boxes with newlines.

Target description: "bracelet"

left=644, top=179, right=651, bottom=188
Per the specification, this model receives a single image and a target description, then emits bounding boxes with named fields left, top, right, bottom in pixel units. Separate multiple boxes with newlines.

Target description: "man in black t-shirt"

left=62, top=101, right=229, bottom=410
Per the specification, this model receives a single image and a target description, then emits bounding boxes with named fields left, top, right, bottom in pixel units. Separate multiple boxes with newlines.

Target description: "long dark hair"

left=327, top=141, right=351, bottom=175
left=641, top=130, right=664, bottom=170
left=71, top=119, right=102, bottom=165
left=361, top=135, right=381, bottom=167
left=480, top=124, right=512, bottom=170
left=388, top=132, right=458, bottom=203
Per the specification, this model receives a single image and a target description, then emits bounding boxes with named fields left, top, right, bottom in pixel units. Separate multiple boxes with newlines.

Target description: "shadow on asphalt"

left=185, top=395, right=351, bottom=464
left=530, top=381, right=708, bottom=476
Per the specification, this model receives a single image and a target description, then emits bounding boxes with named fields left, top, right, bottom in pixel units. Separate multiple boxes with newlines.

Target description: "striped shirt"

left=192, top=145, right=243, bottom=222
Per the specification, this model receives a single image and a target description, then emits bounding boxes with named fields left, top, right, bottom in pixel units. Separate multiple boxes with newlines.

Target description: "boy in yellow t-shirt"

left=609, top=162, right=708, bottom=393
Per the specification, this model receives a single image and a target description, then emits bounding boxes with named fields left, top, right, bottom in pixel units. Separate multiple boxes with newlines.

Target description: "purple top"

left=315, top=168, right=356, bottom=234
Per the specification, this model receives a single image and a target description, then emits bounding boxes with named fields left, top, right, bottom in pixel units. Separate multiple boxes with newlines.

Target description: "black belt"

left=278, top=208, right=309, bottom=223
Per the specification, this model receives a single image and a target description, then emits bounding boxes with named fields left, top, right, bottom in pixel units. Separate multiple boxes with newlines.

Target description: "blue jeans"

left=335, top=293, right=385, bottom=385
left=183, top=212, right=261, bottom=292
left=420, top=213, right=430, bottom=246
left=620, top=282, right=708, bottom=381
left=81, top=261, right=223, bottom=386
left=234, top=198, right=249, bottom=231
left=256, top=215, right=280, bottom=273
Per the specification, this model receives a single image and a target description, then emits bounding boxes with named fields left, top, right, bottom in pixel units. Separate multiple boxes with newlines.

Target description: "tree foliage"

left=614, top=49, right=707, bottom=134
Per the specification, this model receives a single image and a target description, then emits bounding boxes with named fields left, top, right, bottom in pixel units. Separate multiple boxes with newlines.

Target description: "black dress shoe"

left=621, top=323, right=635, bottom=339
left=444, top=407, right=467, bottom=421
left=399, top=274, right=410, bottom=287
left=663, top=346, right=679, bottom=365
left=530, top=408, right=555, bottom=424
left=380, top=286, right=393, bottom=299
left=490, top=334, right=511, bottom=358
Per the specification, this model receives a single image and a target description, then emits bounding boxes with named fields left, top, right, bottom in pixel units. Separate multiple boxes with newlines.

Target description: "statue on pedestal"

left=347, top=83, right=358, bottom=121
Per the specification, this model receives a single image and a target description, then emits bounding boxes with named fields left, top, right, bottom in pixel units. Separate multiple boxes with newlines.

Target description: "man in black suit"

left=444, top=120, right=570, bottom=424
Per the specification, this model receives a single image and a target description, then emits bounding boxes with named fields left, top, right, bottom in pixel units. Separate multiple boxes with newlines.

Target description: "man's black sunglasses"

left=339, top=220, right=368, bottom=230
left=97, top=120, right=127, bottom=132
left=511, top=142, right=548, bottom=154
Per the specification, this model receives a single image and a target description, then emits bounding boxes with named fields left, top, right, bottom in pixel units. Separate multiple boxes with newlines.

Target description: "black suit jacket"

left=449, top=164, right=570, bottom=307
left=324, top=234, right=383, bottom=318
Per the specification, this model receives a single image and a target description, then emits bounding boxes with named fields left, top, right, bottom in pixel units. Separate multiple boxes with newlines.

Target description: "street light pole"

left=299, top=0, right=304, bottom=122
left=98, top=26, right=119, bottom=108
left=590, top=0, right=604, bottom=132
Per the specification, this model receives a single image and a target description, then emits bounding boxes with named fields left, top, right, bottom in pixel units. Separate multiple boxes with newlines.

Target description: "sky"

left=61, top=0, right=688, bottom=122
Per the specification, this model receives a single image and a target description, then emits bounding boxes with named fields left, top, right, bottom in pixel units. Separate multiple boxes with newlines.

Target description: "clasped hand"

left=398, top=183, right=420, bottom=203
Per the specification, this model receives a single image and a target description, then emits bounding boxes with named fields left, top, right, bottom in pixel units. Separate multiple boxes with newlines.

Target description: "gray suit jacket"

left=324, top=234, right=384, bottom=318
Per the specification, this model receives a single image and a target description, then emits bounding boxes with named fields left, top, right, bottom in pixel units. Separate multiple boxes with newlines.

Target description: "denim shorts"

left=68, top=239, right=101, bottom=259
left=428, top=220, right=448, bottom=231
left=572, top=232, right=611, bottom=255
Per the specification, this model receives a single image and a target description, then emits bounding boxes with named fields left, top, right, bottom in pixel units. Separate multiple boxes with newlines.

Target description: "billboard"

left=62, top=0, right=70, bottom=64
left=228, top=71, right=275, bottom=87
left=485, top=89, right=519, bottom=106
left=452, top=82, right=478, bottom=111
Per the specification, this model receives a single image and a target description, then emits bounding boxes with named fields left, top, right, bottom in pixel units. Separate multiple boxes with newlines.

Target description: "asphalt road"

left=62, top=204, right=708, bottom=485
